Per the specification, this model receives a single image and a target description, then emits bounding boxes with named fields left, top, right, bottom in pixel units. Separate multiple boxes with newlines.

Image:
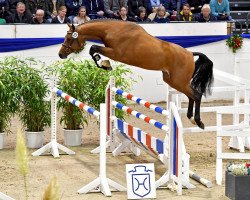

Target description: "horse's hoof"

left=197, top=121, right=205, bottom=130
left=189, top=117, right=196, bottom=125
left=101, top=60, right=112, bottom=70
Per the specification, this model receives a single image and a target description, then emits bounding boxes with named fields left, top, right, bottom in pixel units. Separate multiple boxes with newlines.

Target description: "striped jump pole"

left=189, top=171, right=212, bottom=188
left=53, top=88, right=100, bottom=118
left=112, top=87, right=169, bottom=116
left=112, top=101, right=169, bottom=131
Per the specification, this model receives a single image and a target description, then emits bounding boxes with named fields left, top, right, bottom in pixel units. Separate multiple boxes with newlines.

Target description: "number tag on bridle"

left=72, top=32, right=78, bottom=39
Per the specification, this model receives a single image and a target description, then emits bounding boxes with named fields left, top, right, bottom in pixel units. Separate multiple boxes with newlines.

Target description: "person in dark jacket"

left=127, top=0, right=146, bottom=18
left=51, top=5, right=70, bottom=23
left=7, top=2, right=33, bottom=23
left=0, top=0, right=8, bottom=20
left=65, top=0, right=84, bottom=22
left=135, top=6, right=150, bottom=22
left=163, top=0, right=186, bottom=16
left=187, top=0, right=205, bottom=14
left=84, top=0, right=105, bottom=19
left=32, top=8, right=49, bottom=23
left=116, top=6, right=136, bottom=21
left=195, top=4, right=217, bottom=22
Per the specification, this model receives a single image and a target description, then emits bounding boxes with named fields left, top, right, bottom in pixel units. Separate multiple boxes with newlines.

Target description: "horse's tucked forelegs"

left=89, top=45, right=112, bottom=70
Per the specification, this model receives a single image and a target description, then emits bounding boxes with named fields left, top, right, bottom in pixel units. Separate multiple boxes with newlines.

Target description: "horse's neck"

left=78, top=22, right=108, bottom=40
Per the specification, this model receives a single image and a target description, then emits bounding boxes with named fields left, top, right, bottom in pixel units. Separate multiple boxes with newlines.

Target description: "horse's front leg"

left=89, top=45, right=112, bottom=70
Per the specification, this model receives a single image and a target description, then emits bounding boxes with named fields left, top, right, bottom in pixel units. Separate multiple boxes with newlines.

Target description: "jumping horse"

left=59, top=20, right=214, bottom=129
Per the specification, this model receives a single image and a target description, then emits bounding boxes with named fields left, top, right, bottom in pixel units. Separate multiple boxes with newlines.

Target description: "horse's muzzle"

left=59, top=53, right=67, bottom=59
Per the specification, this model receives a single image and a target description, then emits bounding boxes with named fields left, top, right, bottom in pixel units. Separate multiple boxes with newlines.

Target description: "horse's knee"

left=89, top=45, right=101, bottom=56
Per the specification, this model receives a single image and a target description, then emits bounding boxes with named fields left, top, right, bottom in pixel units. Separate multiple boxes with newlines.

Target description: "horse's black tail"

left=192, top=52, right=214, bottom=97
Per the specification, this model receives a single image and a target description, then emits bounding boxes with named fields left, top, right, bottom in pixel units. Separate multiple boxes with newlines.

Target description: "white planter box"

left=0, top=132, right=6, bottom=149
left=25, top=131, right=44, bottom=148
left=63, top=129, right=83, bottom=146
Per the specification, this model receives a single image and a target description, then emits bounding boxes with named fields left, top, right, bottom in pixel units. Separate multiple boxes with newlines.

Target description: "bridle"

left=62, top=29, right=82, bottom=54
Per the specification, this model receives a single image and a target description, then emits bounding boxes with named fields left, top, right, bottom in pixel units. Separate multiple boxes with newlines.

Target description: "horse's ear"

left=72, top=23, right=75, bottom=32
left=67, top=22, right=71, bottom=28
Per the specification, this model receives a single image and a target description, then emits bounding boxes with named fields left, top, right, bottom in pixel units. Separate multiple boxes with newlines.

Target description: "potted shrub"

left=0, top=57, right=20, bottom=149
left=225, top=163, right=250, bottom=200
left=11, top=57, right=51, bottom=148
left=47, top=58, right=136, bottom=146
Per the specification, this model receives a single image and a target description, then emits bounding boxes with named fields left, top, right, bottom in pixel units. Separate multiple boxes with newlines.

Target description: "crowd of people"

left=0, top=0, right=232, bottom=24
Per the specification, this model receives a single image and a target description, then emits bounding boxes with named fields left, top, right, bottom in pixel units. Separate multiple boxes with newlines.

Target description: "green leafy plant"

left=0, top=57, right=21, bottom=133
left=46, top=58, right=137, bottom=130
left=3, top=57, right=51, bottom=132
left=226, top=34, right=243, bottom=53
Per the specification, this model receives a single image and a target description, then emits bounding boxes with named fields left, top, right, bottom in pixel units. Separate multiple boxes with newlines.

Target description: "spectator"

left=196, top=4, right=217, bottom=22
left=65, top=0, right=85, bottom=22
left=7, top=2, right=33, bottom=23
left=84, top=0, right=105, bottom=19
left=5, top=0, right=22, bottom=14
left=163, top=0, right=186, bottom=16
left=0, top=0, right=8, bottom=20
left=135, top=6, right=150, bottom=22
left=147, top=0, right=161, bottom=16
left=51, top=5, right=70, bottom=23
left=210, top=0, right=231, bottom=21
left=153, top=6, right=170, bottom=23
left=24, top=0, right=38, bottom=16
left=103, top=0, right=127, bottom=18
left=116, top=6, right=136, bottom=21
left=187, top=0, right=205, bottom=14
left=32, top=9, right=48, bottom=23
left=127, top=0, right=146, bottom=18
left=73, top=6, right=90, bottom=24
left=46, top=0, right=65, bottom=22
left=178, top=3, right=195, bottom=21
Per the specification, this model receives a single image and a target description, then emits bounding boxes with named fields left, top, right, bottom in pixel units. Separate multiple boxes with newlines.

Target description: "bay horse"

left=58, top=20, right=213, bottom=129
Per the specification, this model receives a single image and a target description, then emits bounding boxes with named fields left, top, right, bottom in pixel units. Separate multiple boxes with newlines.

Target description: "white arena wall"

left=0, top=22, right=250, bottom=102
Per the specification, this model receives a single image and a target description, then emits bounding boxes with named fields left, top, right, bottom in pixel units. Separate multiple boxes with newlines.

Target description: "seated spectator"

left=178, top=3, right=195, bottom=21
left=65, top=0, right=84, bottom=22
left=196, top=4, right=217, bottom=22
left=187, top=0, right=205, bottom=14
left=32, top=9, right=48, bottom=24
left=163, top=0, right=186, bottom=18
left=46, top=0, right=65, bottom=22
left=135, top=6, right=150, bottom=22
left=116, top=6, right=136, bottom=21
left=153, top=6, right=170, bottom=23
left=84, top=0, right=105, bottom=19
left=5, top=0, right=22, bottom=16
left=7, top=2, right=33, bottom=23
left=0, top=0, right=8, bottom=20
left=210, top=0, right=232, bottom=21
left=24, top=0, right=38, bottom=16
left=51, top=5, right=70, bottom=23
left=147, top=0, right=161, bottom=16
left=73, top=6, right=90, bottom=24
left=103, top=0, right=127, bottom=18
left=127, top=0, right=146, bottom=18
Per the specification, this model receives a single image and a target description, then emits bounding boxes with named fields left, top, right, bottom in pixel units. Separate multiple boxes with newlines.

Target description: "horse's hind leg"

left=89, top=45, right=112, bottom=70
left=194, top=92, right=204, bottom=129
left=187, top=97, right=196, bottom=125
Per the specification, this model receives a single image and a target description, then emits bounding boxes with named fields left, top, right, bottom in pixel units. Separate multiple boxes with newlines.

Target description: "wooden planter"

left=225, top=171, right=250, bottom=200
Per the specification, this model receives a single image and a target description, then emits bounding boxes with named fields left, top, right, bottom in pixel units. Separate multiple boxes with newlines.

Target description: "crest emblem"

left=72, top=32, right=78, bottom=38
left=129, top=165, right=152, bottom=198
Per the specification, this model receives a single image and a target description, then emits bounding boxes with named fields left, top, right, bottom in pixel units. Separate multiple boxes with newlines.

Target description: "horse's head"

left=58, top=23, right=85, bottom=59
